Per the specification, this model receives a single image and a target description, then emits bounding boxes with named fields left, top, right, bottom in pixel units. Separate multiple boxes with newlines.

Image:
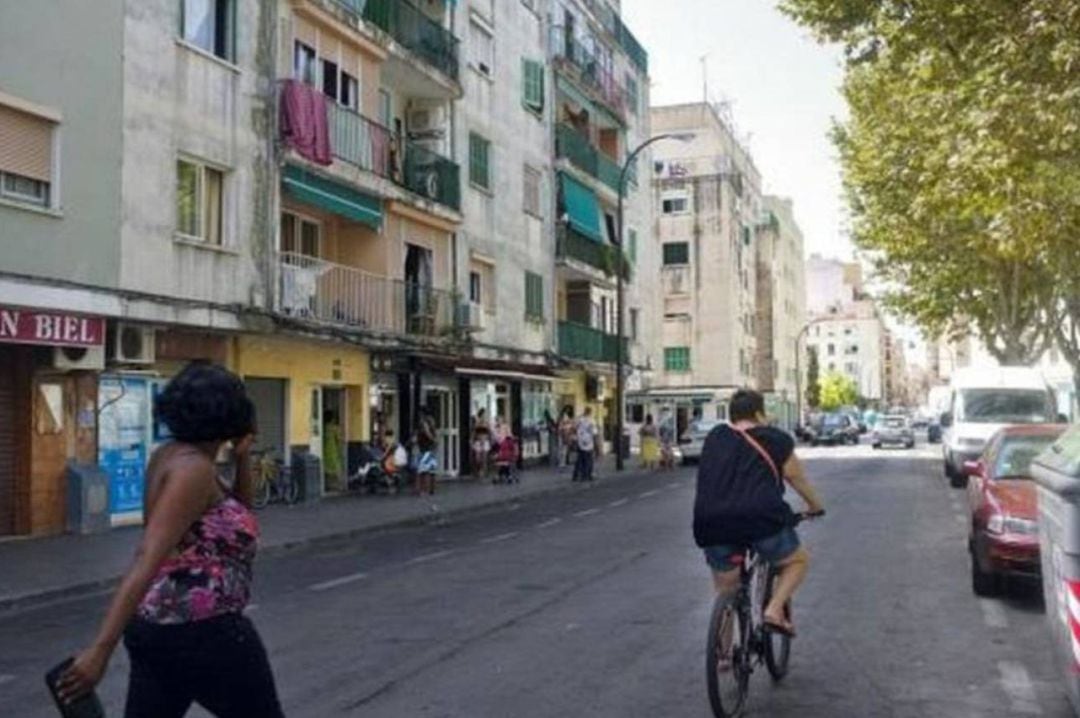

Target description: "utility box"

left=293, top=453, right=322, bottom=504
left=1032, top=424, right=1080, bottom=716
left=66, top=462, right=111, bottom=535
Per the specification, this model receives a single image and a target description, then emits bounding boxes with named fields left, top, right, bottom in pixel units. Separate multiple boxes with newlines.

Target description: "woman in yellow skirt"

left=639, top=414, right=660, bottom=470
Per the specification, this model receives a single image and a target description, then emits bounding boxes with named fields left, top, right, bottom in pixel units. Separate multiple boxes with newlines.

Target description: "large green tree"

left=819, top=372, right=859, bottom=411
left=780, top=1, right=1080, bottom=374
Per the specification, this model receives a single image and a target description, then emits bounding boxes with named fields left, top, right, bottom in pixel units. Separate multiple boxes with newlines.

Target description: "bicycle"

left=252, top=451, right=298, bottom=509
left=706, top=511, right=824, bottom=717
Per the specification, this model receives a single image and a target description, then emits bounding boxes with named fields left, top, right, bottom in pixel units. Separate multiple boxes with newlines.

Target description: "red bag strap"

left=728, top=424, right=782, bottom=486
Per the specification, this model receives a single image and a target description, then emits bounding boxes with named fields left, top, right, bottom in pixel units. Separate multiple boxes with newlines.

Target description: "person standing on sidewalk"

left=414, top=407, right=439, bottom=496
left=639, top=414, right=660, bottom=470
left=470, top=407, right=491, bottom=480
left=574, top=407, right=598, bottom=482
left=57, top=361, right=284, bottom=718
left=558, top=406, right=577, bottom=475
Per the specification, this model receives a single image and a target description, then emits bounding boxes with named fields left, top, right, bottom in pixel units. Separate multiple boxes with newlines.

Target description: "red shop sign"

left=0, top=306, right=105, bottom=348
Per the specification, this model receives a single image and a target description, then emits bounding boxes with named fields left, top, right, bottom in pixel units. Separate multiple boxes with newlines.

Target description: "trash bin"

left=66, top=462, right=111, bottom=535
left=1032, top=424, right=1080, bottom=715
left=293, top=452, right=322, bottom=504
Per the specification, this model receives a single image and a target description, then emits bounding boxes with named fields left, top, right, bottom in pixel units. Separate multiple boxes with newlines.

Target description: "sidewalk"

left=0, top=457, right=625, bottom=612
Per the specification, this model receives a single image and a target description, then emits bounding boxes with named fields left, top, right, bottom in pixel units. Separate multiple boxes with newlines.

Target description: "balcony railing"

left=363, top=0, right=460, bottom=80
left=555, top=123, right=624, bottom=195
left=277, top=252, right=457, bottom=338
left=550, top=27, right=627, bottom=120
left=404, top=142, right=461, bottom=210
left=558, top=321, right=627, bottom=363
left=557, top=226, right=631, bottom=280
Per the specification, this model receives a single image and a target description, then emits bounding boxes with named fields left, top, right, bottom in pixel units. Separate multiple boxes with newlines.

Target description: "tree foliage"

left=819, top=372, right=859, bottom=411
left=779, top=0, right=1080, bottom=368
left=806, top=345, right=822, bottom=409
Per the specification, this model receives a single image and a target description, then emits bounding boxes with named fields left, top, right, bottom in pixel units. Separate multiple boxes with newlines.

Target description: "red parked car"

left=964, top=424, right=1067, bottom=596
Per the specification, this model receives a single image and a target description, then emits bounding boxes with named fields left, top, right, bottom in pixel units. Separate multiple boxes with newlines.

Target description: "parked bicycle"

left=252, top=450, right=298, bottom=509
left=706, top=511, right=824, bottom=717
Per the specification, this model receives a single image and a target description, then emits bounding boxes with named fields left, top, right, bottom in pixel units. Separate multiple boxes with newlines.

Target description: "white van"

left=941, top=366, right=1061, bottom=487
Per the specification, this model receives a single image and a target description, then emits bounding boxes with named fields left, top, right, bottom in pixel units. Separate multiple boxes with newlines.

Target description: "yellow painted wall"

left=234, top=335, right=370, bottom=446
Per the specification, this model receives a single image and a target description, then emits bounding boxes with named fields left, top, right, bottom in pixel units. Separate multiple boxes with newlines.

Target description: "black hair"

left=155, top=361, right=255, bottom=443
left=729, top=389, right=765, bottom=423
left=645, top=413, right=654, bottom=424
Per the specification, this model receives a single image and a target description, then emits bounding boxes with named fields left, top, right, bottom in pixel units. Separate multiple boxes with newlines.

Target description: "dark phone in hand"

left=44, top=658, right=106, bottom=718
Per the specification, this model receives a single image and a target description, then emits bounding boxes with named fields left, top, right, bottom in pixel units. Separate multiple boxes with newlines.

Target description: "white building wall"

left=806, top=308, right=885, bottom=402
left=764, top=195, right=806, bottom=400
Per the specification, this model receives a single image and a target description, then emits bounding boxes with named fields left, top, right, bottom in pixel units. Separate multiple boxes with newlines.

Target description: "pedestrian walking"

left=574, top=407, right=598, bottom=482
left=470, top=407, right=491, bottom=479
left=414, top=407, right=439, bottom=496
left=544, top=409, right=559, bottom=468
left=56, top=361, right=285, bottom=718
left=639, top=414, right=660, bottom=470
left=659, top=408, right=677, bottom=470
left=558, top=406, right=577, bottom=474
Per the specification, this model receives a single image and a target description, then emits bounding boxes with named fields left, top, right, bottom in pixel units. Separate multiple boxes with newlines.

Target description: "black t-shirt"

left=692, top=424, right=796, bottom=547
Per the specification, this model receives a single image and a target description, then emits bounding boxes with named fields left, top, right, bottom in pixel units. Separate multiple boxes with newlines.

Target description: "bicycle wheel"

left=706, top=593, right=749, bottom=717
left=253, top=474, right=270, bottom=509
left=763, top=569, right=792, bottom=681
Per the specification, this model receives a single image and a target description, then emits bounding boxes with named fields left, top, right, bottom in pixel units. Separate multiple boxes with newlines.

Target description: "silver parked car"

left=679, top=419, right=719, bottom=463
left=872, top=414, right=916, bottom=449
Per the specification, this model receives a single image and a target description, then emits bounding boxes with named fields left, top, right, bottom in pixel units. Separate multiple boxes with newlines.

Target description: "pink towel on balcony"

left=280, top=79, right=332, bottom=166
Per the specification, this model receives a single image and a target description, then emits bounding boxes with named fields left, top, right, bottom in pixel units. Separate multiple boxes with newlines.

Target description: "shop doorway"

left=320, top=387, right=347, bottom=493
left=245, top=378, right=287, bottom=460
left=0, top=347, right=17, bottom=535
left=423, top=386, right=459, bottom=477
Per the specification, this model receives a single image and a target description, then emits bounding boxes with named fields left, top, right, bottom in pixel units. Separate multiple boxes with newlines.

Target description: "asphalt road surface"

left=0, top=440, right=1073, bottom=717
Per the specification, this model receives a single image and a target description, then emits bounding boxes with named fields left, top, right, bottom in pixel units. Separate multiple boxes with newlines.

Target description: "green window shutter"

left=628, top=228, right=638, bottom=263
left=662, top=242, right=689, bottom=265
left=522, top=58, right=544, bottom=113
left=625, top=74, right=639, bottom=117
left=469, top=133, right=490, bottom=190
left=525, top=271, right=544, bottom=320
left=665, top=347, right=690, bottom=372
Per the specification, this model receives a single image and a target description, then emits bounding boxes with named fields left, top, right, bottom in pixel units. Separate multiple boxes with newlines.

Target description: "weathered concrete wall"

left=0, top=1, right=125, bottom=289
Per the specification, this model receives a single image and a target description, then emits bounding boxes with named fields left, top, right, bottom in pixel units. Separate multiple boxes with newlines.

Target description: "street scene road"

left=1, top=443, right=1070, bottom=717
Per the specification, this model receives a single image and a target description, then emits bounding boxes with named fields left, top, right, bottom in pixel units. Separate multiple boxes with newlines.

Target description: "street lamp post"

left=794, top=317, right=829, bottom=430
left=615, top=132, right=694, bottom=471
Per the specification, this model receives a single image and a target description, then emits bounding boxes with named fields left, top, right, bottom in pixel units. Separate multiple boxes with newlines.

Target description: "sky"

left=621, top=0, right=851, bottom=261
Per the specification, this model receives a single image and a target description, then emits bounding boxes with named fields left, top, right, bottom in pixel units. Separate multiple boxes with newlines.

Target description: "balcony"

left=277, top=252, right=458, bottom=338
left=555, top=123, right=624, bottom=195
left=362, top=0, right=459, bottom=81
left=558, top=321, right=627, bottom=364
left=404, top=142, right=460, bottom=211
left=550, top=27, right=628, bottom=122
left=557, top=226, right=631, bottom=280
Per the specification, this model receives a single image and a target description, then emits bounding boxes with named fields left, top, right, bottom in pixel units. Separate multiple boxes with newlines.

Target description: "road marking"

left=666, top=482, right=680, bottom=490
left=480, top=532, right=519, bottom=544
left=607, top=498, right=629, bottom=508
left=309, top=571, right=369, bottom=592
left=980, top=598, right=1009, bottom=629
left=536, top=517, right=562, bottom=529
left=408, top=550, right=454, bottom=565
left=574, top=508, right=600, bottom=518
left=997, top=661, right=1042, bottom=714
left=244, top=603, right=259, bottom=613
left=0, top=674, right=14, bottom=686
left=638, top=490, right=659, bottom=499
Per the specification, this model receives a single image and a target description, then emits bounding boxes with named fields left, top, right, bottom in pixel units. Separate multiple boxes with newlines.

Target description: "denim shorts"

left=703, top=527, right=801, bottom=572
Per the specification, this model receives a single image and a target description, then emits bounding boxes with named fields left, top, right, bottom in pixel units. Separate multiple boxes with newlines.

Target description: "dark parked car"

left=809, top=413, right=860, bottom=446
left=927, top=421, right=942, bottom=443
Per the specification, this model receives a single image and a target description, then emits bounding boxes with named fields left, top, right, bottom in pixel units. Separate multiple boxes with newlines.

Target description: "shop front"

left=0, top=305, right=104, bottom=536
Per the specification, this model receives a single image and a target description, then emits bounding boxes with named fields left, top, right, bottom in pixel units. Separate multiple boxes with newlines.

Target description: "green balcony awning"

left=282, top=164, right=382, bottom=229
left=559, top=172, right=603, bottom=243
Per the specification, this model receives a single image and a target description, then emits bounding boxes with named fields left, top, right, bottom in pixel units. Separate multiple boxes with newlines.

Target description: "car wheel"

left=971, top=552, right=1000, bottom=597
left=872, top=443, right=881, bottom=450
left=948, top=465, right=967, bottom=489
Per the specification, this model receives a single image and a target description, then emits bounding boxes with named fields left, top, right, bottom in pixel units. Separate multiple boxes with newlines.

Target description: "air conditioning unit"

left=53, top=345, right=106, bottom=371
left=406, top=106, right=446, bottom=138
left=111, top=323, right=156, bottom=365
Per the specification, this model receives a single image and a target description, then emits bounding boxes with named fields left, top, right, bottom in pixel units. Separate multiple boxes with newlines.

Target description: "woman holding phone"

left=57, top=361, right=284, bottom=717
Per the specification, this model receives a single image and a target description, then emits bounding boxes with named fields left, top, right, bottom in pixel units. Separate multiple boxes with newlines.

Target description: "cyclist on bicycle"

left=693, top=389, right=825, bottom=636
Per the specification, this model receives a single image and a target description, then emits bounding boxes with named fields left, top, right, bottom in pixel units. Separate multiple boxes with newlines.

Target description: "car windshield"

left=956, top=389, right=1053, bottom=424
left=883, top=417, right=906, bottom=428
left=822, top=415, right=846, bottom=428
left=691, top=421, right=717, bottom=436
left=993, top=435, right=1057, bottom=478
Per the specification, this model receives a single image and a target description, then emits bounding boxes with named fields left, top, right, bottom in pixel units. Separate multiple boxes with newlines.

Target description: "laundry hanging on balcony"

left=280, top=79, right=332, bottom=166
left=558, top=171, right=603, bottom=244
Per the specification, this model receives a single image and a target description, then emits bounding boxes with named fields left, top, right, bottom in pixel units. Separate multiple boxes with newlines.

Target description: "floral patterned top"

left=137, top=496, right=259, bottom=624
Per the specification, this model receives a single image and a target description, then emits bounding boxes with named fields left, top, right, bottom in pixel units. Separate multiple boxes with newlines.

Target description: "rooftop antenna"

left=700, top=54, right=709, bottom=104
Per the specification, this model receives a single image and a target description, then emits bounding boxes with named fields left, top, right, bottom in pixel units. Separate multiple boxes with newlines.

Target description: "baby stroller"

left=492, top=434, right=520, bottom=484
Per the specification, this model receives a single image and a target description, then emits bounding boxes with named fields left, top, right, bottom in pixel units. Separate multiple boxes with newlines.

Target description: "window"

left=662, top=196, right=689, bottom=214
left=0, top=103, right=55, bottom=209
left=662, top=242, right=689, bottom=266
left=176, top=158, right=224, bottom=244
left=665, top=347, right=691, bottom=372
left=630, top=308, right=640, bottom=341
left=294, top=41, right=316, bottom=85
left=525, top=271, right=544, bottom=321
left=469, top=133, right=491, bottom=190
left=470, top=20, right=494, bottom=77
left=469, top=271, right=482, bottom=304
left=378, top=89, right=392, bottom=126
left=625, top=73, right=639, bottom=116
left=181, top=0, right=235, bottom=61
left=280, top=212, right=320, bottom=257
left=627, top=228, right=638, bottom=263
left=340, top=72, right=358, bottom=110
left=321, top=59, right=338, bottom=100
left=523, top=165, right=542, bottom=217
left=522, top=58, right=544, bottom=113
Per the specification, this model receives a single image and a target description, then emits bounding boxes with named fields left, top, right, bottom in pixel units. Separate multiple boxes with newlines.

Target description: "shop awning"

left=282, top=164, right=382, bottom=229
left=559, top=172, right=603, bottom=243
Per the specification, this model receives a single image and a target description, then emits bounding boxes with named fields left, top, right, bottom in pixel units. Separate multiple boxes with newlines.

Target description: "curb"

left=0, top=467, right=646, bottom=614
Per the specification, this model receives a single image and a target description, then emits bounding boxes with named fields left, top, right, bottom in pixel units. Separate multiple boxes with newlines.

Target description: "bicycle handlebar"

left=793, top=509, right=826, bottom=525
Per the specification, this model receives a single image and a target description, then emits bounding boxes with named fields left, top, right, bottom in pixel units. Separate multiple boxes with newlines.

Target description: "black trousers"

left=123, top=613, right=285, bottom=718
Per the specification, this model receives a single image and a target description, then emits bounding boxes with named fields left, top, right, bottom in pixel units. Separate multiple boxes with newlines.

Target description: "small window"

left=378, top=89, right=392, bottom=126
left=522, top=58, right=544, bottom=113
left=340, top=72, right=359, bottom=111
left=294, top=41, right=317, bottom=85
left=469, top=271, right=482, bottom=304
left=665, top=347, right=691, bottom=372
left=0, top=103, right=55, bottom=209
left=176, top=158, right=225, bottom=244
left=827, top=343, right=835, bottom=356
left=280, top=212, right=320, bottom=257
left=625, top=73, right=639, bottom=116
left=322, top=59, right=339, bottom=100
left=523, top=165, right=542, bottom=217
left=1, top=172, right=49, bottom=207
left=181, top=0, right=235, bottom=61
left=469, top=132, right=492, bottom=190
left=662, top=242, right=689, bottom=266
left=627, top=228, right=638, bottom=263
left=662, top=196, right=689, bottom=214
left=525, top=271, right=544, bottom=321
left=629, top=308, right=640, bottom=341
left=470, top=20, right=494, bottom=77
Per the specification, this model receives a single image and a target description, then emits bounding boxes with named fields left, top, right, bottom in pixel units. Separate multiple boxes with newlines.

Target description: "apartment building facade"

left=805, top=301, right=887, bottom=404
